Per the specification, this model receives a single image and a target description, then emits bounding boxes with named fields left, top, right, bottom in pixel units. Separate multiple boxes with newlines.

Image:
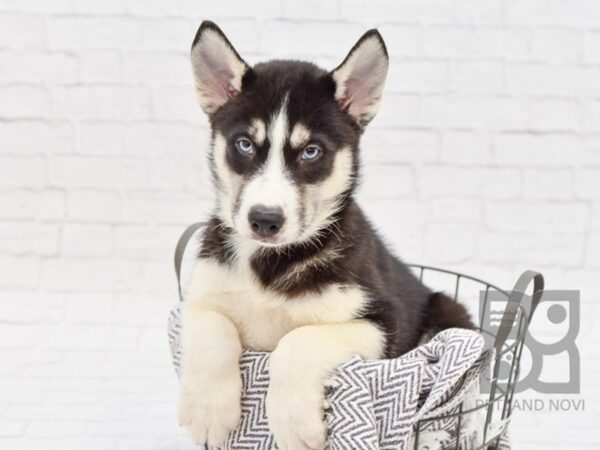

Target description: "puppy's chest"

left=186, top=258, right=366, bottom=351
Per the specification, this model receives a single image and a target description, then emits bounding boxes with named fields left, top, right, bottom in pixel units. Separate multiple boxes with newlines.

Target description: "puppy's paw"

left=178, top=370, right=242, bottom=447
left=266, top=378, right=327, bottom=450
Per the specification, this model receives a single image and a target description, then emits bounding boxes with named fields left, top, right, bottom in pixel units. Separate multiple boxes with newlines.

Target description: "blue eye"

left=301, top=145, right=321, bottom=161
left=235, top=137, right=255, bottom=155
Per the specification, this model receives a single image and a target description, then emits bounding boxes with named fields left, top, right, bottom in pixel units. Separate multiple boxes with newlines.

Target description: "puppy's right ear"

left=190, top=21, right=249, bottom=115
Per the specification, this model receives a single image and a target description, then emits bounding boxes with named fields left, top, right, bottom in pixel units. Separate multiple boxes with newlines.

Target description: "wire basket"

left=408, top=265, right=544, bottom=450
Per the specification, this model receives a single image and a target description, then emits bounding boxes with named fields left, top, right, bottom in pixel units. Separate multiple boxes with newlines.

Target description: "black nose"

left=248, top=206, right=285, bottom=238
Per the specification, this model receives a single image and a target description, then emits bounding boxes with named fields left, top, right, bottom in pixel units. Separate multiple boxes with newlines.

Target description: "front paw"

left=178, top=370, right=242, bottom=447
left=266, top=378, right=327, bottom=450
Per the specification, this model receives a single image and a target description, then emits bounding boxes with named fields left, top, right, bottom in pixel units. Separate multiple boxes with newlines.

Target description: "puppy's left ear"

left=331, top=30, right=389, bottom=126
left=190, top=21, right=250, bottom=115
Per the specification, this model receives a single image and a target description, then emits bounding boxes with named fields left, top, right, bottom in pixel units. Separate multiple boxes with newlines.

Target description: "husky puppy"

left=178, top=21, right=473, bottom=450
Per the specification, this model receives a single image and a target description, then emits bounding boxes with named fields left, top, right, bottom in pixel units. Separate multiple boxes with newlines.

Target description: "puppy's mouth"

left=247, top=229, right=291, bottom=247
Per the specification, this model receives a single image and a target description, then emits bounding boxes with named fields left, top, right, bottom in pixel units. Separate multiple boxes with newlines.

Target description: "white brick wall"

left=0, top=0, right=598, bottom=448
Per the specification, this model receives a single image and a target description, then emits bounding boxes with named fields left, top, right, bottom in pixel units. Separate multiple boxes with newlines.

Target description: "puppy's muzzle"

left=248, top=205, right=285, bottom=238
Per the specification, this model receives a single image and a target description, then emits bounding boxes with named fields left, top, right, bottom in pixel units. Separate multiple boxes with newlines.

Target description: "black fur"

left=194, top=21, right=474, bottom=359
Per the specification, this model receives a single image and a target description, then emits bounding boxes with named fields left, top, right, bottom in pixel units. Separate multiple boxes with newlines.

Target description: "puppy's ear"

left=331, top=30, right=389, bottom=126
left=190, top=21, right=249, bottom=115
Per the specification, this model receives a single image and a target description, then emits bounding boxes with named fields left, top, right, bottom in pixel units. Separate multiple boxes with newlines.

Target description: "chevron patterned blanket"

left=168, top=306, right=510, bottom=450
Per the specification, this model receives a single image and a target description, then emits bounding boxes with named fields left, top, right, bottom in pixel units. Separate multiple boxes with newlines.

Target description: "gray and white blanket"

left=168, top=306, right=510, bottom=450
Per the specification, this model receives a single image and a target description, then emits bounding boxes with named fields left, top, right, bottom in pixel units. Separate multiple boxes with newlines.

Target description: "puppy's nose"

left=248, top=205, right=285, bottom=238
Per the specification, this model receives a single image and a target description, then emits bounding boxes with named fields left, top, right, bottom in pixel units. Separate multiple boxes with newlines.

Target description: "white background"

left=1, top=0, right=599, bottom=448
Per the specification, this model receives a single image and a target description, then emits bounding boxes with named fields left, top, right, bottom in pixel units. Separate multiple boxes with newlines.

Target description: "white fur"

left=234, top=98, right=302, bottom=245
left=298, top=146, right=354, bottom=244
left=212, top=133, right=242, bottom=229
left=184, top=257, right=370, bottom=350
left=181, top=256, right=385, bottom=448
left=290, top=122, right=311, bottom=148
left=267, top=322, right=384, bottom=450
left=178, top=307, right=242, bottom=446
left=249, top=118, right=267, bottom=146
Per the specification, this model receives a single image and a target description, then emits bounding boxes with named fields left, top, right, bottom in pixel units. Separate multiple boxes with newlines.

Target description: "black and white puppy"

left=179, top=21, right=473, bottom=450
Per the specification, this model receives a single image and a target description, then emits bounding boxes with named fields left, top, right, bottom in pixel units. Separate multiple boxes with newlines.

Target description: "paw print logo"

left=480, top=290, right=580, bottom=394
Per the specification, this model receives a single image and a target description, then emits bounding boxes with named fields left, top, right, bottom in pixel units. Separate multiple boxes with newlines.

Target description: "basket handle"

left=493, top=270, right=544, bottom=353
left=174, top=222, right=205, bottom=302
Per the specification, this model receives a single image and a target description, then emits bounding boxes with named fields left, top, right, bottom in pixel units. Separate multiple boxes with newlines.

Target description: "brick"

left=362, top=129, right=440, bottom=163
left=49, top=156, right=147, bottom=189
left=0, top=86, right=50, bottom=119
left=441, top=131, right=493, bottom=164
left=585, top=233, right=600, bottom=268
left=281, top=0, right=338, bottom=20
left=80, top=51, right=122, bottom=83
left=147, top=153, right=209, bottom=191
left=76, top=123, right=125, bottom=155
left=370, top=94, right=420, bottom=128
left=587, top=31, right=600, bottom=63
left=123, top=52, right=189, bottom=84
left=48, top=17, right=144, bottom=50
left=65, top=293, right=115, bottom=324
left=495, top=133, right=580, bottom=167
left=423, top=27, right=530, bottom=60
left=61, top=224, right=114, bottom=257
left=373, top=25, right=422, bottom=57
left=341, top=0, right=454, bottom=22
left=420, top=95, right=529, bottom=128
left=0, top=122, right=72, bottom=155
left=0, top=421, right=25, bottom=438
left=0, top=52, right=79, bottom=83
left=0, top=323, right=40, bottom=347
left=484, top=201, right=588, bottom=232
left=41, top=259, right=142, bottom=292
left=360, top=163, right=415, bottom=198
left=430, top=198, right=483, bottom=222
left=451, top=60, right=504, bottom=92
left=507, top=64, right=600, bottom=96
left=261, top=21, right=363, bottom=57
left=575, top=169, right=600, bottom=199
left=583, top=101, right=600, bottom=130
left=0, top=190, right=65, bottom=221
left=0, top=222, right=59, bottom=256
left=519, top=232, right=585, bottom=267
left=0, top=0, right=72, bottom=14
left=0, top=156, right=46, bottom=188
left=53, top=86, right=151, bottom=120
left=507, top=0, right=600, bottom=26
left=115, top=225, right=183, bottom=259
left=0, top=256, right=40, bottom=290
left=73, top=0, right=127, bottom=14
left=0, top=14, right=45, bottom=49
left=532, top=28, right=584, bottom=63
left=124, top=123, right=208, bottom=155
left=531, top=99, right=582, bottom=130
left=576, top=135, right=600, bottom=165
left=121, top=192, right=206, bottom=225
left=130, top=0, right=280, bottom=19
left=523, top=168, right=573, bottom=199
left=67, top=190, right=121, bottom=223
left=453, top=0, right=504, bottom=23
left=424, top=223, right=477, bottom=264
left=26, top=422, right=86, bottom=438
left=387, top=60, right=449, bottom=93
left=140, top=18, right=196, bottom=51
left=419, top=166, right=521, bottom=198
left=151, top=85, right=201, bottom=122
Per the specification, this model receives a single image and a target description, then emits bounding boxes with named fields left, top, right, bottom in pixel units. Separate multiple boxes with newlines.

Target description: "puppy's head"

left=191, top=21, right=388, bottom=247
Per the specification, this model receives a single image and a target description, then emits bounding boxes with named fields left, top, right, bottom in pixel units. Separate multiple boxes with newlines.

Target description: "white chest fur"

left=185, top=257, right=367, bottom=351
